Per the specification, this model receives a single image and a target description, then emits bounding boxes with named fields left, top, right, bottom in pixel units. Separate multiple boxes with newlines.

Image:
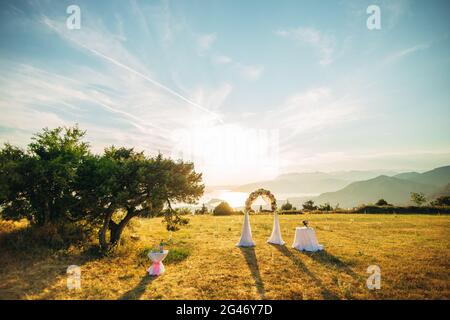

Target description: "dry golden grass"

left=0, top=214, right=449, bottom=300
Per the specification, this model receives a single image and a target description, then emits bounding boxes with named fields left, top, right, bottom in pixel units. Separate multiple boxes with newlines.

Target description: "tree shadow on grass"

left=303, top=250, right=360, bottom=280
left=119, top=273, right=156, bottom=300
left=270, top=244, right=340, bottom=300
left=239, top=247, right=266, bottom=299
left=0, top=243, right=101, bottom=299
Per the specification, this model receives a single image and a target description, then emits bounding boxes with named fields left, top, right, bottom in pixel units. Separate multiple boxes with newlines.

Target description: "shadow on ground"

left=0, top=244, right=100, bottom=299
left=119, top=274, right=156, bottom=300
left=270, top=244, right=341, bottom=299
left=304, top=250, right=361, bottom=280
left=239, top=247, right=266, bottom=299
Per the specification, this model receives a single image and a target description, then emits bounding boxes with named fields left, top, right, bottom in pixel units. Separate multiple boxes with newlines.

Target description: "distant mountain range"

left=306, top=165, right=450, bottom=208
left=315, top=175, right=438, bottom=208
left=393, top=166, right=450, bottom=187
left=432, top=183, right=450, bottom=199
left=232, top=170, right=398, bottom=194
left=228, top=165, right=450, bottom=209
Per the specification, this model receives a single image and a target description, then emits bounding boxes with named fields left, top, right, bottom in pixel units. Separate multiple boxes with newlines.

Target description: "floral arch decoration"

left=245, top=188, right=277, bottom=213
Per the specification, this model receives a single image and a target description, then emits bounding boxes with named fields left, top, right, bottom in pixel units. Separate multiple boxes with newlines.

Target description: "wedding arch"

left=237, top=188, right=285, bottom=247
left=244, top=188, right=277, bottom=213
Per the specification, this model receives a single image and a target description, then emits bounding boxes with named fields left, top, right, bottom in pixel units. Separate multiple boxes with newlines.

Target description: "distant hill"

left=232, top=170, right=397, bottom=194
left=315, top=175, right=439, bottom=208
left=394, top=172, right=422, bottom=181
left=431, top=183, right=450, bottom=199
left=327, top=170, right=399, bottom=181
left=395, top=166, right=450, bottom=187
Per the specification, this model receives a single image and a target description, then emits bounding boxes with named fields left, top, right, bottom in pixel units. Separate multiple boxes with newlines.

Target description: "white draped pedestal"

left=147, top=250, right=169, bottom=276
left=236, top=212, right=255, bottom=247
left=292, top=227, right=323, bottom=252
left=267, top=213, right=285, bottom=245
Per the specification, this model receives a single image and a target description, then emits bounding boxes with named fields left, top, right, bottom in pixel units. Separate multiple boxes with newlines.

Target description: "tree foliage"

left=375, top=199, right=390, bottom=206
left=430, top=196, right=450, bottom=206
left=318, top=202, right=333, bottom=211
left=74, top=147, right=204, bottom=252
left=281, top=200, right=293, bottom=210
left=0, top=126, right=204, bottom=253
left=0, top=126, right=89, bottom=225
left=195, top=203, right=209, bottom=215
left=213, top=201, right=234, bottom=216
left=410, top=192, right=426, bottom=206
left=302, top=200, right=317, bottom=211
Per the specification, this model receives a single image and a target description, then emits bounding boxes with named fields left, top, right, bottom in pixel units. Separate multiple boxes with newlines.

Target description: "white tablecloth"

left=147, top=250, right=169, bottom=276
left=236, top=212, right=255, bottom=247
left=292, top=227, right=323, bottom=252
left=267, top=212, right=285, bottom=245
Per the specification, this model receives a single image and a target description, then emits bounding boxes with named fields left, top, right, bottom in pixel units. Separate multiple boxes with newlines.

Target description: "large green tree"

left=0, top=126, right=89, bottom=225
left=75, top=147, right=204, bottom=252
left=1, top=126, right=204, bottom=253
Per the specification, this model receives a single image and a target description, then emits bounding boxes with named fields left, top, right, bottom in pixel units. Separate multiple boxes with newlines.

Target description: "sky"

left=0, top=0, right=449, bottom=186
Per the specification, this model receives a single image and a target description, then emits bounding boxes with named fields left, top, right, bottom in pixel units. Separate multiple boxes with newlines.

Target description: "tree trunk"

left=110, top=212, right=134, bottom=245
left=99, top=209, right=135, bottom=253
left=43, top=200, right=51, bottom=225
left=98, top=210, right=113, bottom=252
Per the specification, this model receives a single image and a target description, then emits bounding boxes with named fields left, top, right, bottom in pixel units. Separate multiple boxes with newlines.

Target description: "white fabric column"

left=267, top=212, right=285, bottom=245
left=236, top=211, right=255, bottom=247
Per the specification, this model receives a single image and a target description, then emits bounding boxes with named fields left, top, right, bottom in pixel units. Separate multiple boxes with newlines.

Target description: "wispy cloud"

left=212, top=55, right=233, bottom=65
left=240, top=65, right=264, bottom=80
left=276, top=27, right=336, bottom=65
left=383, top=43, right=430, bottom=64
left=0, top=10, right=227, bottom=157
left=189, top=83, right=233, bottom=111
left=42, top=16, right=222, bottom=122
left=277, top=87, right=358, bottom=136
left=197, top=33, right=216, bottom=55
left=383, top=0, right=412, bottom=29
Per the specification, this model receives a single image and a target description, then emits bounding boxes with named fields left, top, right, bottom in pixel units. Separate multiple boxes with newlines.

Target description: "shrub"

left=281, top=200, right=293, bottom=210
left=318, top=202, right=333, bottom=211
left=0, top=221, right=93, bottom=250
left=375, top=199, right=391, bottom=206
left=354, top=205, right=450, bottom=214
left=431, top=196, right=450, bottom=206
left=278, top=210, right=304, bottom=215
left=213, top=201, right=234, bottom=216
left=195, top=204, right=209, bottom=215
left=178, top=208, right=193, bottom=215
left=137, top=246, right=190, bottom=266
left=411, top=192, right=426, bottom=206
left=165, top=247, right=191, bottom=264
left=302, top=200, right=317, bottom=211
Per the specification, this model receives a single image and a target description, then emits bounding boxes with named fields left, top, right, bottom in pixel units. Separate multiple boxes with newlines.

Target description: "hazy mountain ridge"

left=315, top=175, right=439, bottom=208
left=232, top=170, right=398, bottom=194
left=312, top=165, right=450, bottom=208
left=205, top=166, right=450, bottom=210
left=394, top=165, right=450, bottom=187
left=432, top=183, right=450, bottom=199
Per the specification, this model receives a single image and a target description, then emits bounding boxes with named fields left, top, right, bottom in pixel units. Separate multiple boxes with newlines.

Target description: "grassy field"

left=0, top=214, right=449, bottom=300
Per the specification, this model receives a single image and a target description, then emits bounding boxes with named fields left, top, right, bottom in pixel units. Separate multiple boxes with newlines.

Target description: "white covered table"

left=147, top=250, right=169, bottom=276
left=292, top=227, right=323, bottom=252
